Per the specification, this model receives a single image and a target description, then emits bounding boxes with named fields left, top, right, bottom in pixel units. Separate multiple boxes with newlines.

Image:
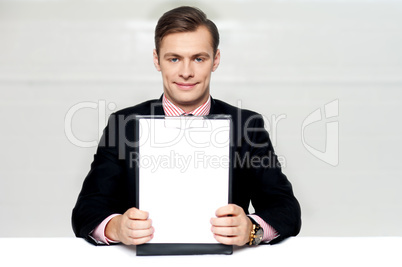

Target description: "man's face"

left=153, top=26, right=220, bottom=112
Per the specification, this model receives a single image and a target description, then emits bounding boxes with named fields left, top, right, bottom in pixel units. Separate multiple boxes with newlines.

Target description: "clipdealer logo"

left=301, top=99, right=339, bottom=166
left=64, top=100, right=116, bottom=148
left=64, top=99, right=340, bottom=167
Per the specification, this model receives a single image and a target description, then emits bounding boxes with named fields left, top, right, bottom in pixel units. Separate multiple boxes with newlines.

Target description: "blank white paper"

left=138, top=117, right=230, bottom=244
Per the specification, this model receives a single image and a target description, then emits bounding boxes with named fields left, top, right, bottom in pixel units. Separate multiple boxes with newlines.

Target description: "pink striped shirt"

left=162, top=94, right=211, bottom=116
left=91, top=95, right=279, bottom=244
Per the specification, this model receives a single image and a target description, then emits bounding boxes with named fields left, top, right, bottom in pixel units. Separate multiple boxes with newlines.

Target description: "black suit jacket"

left=72, top=97, right=301, bottom=245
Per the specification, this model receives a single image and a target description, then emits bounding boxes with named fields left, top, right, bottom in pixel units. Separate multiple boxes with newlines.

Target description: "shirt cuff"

left=248, top=214, right=280, bottom=243
left=90, top=214, right=121, bottom=245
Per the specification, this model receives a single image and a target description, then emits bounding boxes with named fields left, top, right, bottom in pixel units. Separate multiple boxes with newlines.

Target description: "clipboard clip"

left=164, top=117, right=207, bottom=130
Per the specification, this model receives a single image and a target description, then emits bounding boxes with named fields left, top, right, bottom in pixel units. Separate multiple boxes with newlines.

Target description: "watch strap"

left=248, top=216, right=263, bottom=245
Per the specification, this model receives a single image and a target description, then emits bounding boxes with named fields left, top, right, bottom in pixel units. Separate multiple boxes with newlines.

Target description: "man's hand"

left=210, top=204, right=253, bottom=246
left=105, top=207, right=154, bottom=245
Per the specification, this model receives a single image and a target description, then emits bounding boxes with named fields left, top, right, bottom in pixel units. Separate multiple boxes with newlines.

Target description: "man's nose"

left=179, top=61, right=194, bottom=79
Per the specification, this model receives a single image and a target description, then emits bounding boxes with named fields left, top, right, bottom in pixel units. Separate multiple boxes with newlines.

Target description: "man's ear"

left=153, top=49, right=161, bottom=71
left=212, top=49, right=221, bottom=72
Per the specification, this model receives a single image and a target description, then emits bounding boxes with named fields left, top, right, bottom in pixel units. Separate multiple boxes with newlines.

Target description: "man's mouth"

left=174, top=82, right=198, bottom=90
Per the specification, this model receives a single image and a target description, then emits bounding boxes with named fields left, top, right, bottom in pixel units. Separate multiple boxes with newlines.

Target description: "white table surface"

left=1, top=237, right=401, bottom=267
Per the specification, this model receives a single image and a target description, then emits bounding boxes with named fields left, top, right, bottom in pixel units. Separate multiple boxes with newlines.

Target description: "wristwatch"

left=248, top=217, right=264, bottom=245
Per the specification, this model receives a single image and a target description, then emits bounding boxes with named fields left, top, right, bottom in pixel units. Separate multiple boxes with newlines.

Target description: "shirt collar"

left=162, top=94, right=211, bottom=116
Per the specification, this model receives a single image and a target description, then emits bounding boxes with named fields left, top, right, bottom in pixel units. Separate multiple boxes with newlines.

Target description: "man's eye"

left=195, top=58, right=203, bottom=62
left=170, top=58, right=179, bottom=63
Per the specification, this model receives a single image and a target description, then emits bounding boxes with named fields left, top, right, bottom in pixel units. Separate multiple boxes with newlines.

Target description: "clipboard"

left=134, top=115, right=233, bottom=256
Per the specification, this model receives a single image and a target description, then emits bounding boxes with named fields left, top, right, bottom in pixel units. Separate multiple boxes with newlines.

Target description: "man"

left=72, top=6, right=301, bottom=247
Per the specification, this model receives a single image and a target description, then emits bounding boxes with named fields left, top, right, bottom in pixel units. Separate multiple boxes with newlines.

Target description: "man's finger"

left=215, top=204, right=242, bottom=217
left=124, top=233, right=154, bottom=246
left=126, top=219, right=152, bottom=230
left=126, top=207, right=149, bottom=220
left=127, top=227, right=155, bottom=239
left=213, top=234, right=243, bottom=246
left=211, top=225, right=239, bottom=237
left=210, top=216, right=239, bottom=227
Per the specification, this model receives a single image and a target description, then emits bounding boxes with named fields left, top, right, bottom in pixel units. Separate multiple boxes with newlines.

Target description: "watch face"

left=251, top=226, right=264, bottom=245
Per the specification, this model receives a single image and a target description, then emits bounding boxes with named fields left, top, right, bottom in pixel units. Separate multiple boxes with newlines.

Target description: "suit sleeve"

left=71, top=113, right=129, bottom=245
left=246, top=114, right=302, bottom=244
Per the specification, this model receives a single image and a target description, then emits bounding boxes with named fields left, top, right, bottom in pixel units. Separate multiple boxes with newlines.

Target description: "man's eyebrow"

left=163, top=52, right=211, bottom=58
left=193, top=52, right=210, bottom=58
left=163, top=52, right=182, bottom=58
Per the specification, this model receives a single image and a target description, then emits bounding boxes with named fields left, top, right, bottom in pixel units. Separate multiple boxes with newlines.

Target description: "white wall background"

left=0, top=0, right=401, bottom=237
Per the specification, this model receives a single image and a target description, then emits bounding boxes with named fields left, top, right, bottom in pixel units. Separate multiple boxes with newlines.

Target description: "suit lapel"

left=152, top=95, right=165, bottom=115
left=209, top=97, right=220, bottom=115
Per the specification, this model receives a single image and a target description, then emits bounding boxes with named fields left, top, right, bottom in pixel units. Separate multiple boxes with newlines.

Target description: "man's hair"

left=154, top=6, right=220, bottom=56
